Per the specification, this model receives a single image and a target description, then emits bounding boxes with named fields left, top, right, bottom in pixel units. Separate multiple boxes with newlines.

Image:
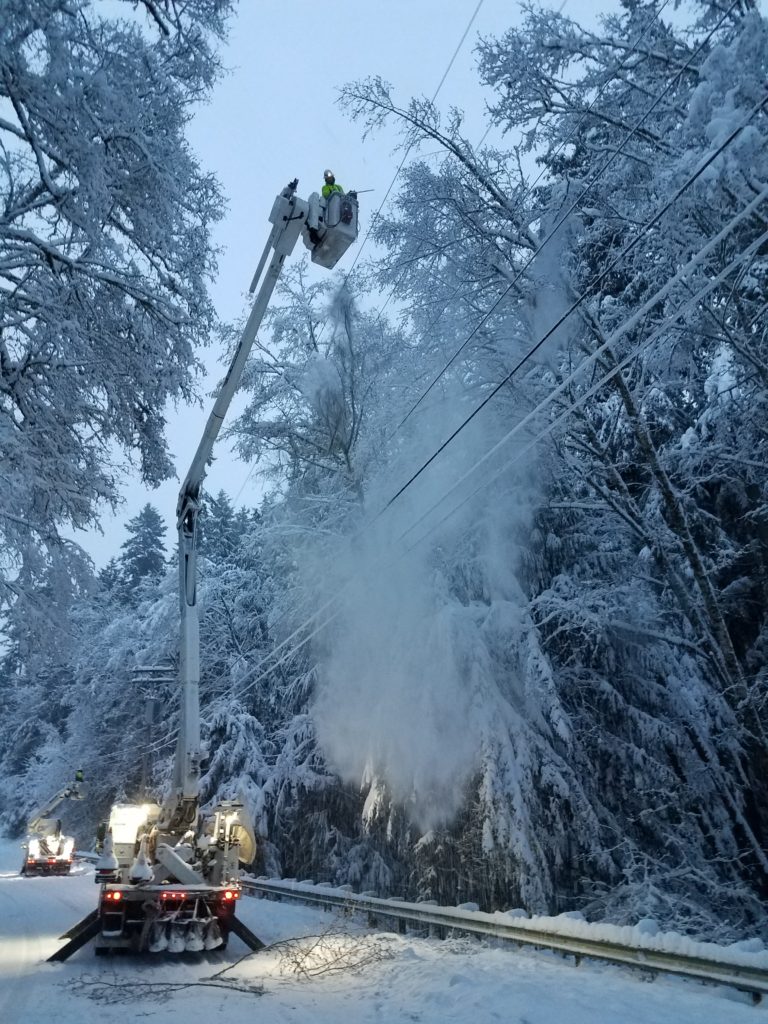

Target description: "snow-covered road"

left=0, top=839, right=761, bottom=1023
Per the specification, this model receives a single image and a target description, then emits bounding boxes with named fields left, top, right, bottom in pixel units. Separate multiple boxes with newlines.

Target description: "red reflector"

left=47, top=858, right=56, bottom=864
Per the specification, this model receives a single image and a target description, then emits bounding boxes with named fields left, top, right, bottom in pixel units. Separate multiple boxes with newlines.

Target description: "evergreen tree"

left=200, top=491, right=239, bottom=563
left=117, top=505, right=167, bottom=598
left=98, top=557, right=122, bottom=595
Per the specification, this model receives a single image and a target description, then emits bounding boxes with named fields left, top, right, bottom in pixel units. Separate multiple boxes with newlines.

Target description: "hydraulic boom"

left=22, top=771, right=84, bottom=876
left=49, top=178, right=358, bottom=959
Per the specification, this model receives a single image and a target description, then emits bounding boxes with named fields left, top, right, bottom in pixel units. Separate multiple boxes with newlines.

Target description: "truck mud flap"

left=48, top=910, right=101, bottom=961
left=227, top=915, right=266, bottom=952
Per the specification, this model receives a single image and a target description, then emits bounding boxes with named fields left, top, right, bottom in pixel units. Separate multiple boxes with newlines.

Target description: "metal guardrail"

left=242, top=877, right=768, bottom=1001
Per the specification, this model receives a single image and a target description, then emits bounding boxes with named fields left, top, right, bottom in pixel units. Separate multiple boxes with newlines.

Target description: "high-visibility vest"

left=322, top=182, right=344, bottom=199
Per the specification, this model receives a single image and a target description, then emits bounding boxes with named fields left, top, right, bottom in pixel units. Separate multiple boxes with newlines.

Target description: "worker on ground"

left=322, top=169, right=344, bottom=198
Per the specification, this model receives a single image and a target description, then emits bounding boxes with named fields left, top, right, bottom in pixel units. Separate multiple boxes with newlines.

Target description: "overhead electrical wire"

left=187, top=0, right=756, bottom=716
left=227, top=212, right=768, bottom=707
left=380, top=82, right=768, bottom=517
left=219, top=156, right=768, bottom=709
left=227, top=0, right=674, bottom=561
left=392, top=0, right=734, bottom=433
left=211, top=43, right=764, bottom=709
left=399, top=222, right=768, bottom=553
left=372, top=0, right=668, bottom=333
left=228, top=0, right=486, bottom=509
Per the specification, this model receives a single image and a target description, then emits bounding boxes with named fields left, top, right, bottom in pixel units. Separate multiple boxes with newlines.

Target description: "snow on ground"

left=0, top=839, right=761, bottom=1023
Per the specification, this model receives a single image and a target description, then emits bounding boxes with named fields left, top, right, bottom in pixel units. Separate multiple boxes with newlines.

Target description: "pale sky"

left=76, top=0, right=614, bottom=567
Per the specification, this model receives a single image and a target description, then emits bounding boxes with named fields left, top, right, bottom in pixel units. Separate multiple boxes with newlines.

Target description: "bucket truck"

left=49, top=179, right=358, bottom=960
left=22, top=771, right=84, bottom=876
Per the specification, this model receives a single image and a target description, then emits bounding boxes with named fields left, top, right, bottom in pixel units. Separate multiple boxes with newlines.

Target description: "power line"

left=228, top=0, right=487, bottom=509
left=340, top=0, right=487, bottom=284
left=393, top=0, right=726, bottom=433
left=220, top=167, right=768, bottom=709
left=202, top=0, right=754, bottom=705
left=379, top=82, right=767, bottom=518
left=225, top=110, right=765, bottom=704
left=384, top=0, right=670, bottom=348
left=399, top=218, right=768, bottom=554
left=227, top=210, right=768, bottom=707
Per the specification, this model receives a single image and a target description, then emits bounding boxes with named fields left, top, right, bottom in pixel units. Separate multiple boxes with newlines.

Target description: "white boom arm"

left=28, top=781, right=83, bottom=834
left=164, top=179, right=357, bottom=829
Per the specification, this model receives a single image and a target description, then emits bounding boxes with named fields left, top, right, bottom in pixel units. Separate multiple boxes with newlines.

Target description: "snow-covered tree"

left=3, top=0, right=767, bottom=944
left=0, top=545, right=95, bottom=833
left=0, top=0, right=231, bottom=606
left=324, top=0, right=768, bottom=932
left=116, top=503, right=167, bottom=599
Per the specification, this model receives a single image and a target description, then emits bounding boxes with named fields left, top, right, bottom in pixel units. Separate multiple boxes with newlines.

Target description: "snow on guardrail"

left=241, top=876, right=768, bottom=999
